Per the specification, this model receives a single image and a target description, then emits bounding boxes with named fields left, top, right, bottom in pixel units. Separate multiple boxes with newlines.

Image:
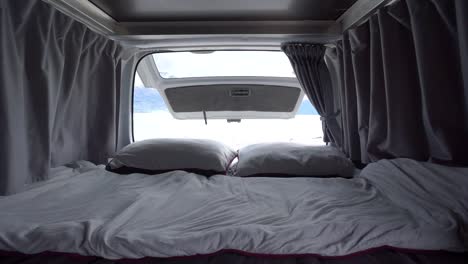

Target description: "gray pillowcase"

left=236, top=143, right=355, bottom=178
left=107, top=139, right=237, bottom=176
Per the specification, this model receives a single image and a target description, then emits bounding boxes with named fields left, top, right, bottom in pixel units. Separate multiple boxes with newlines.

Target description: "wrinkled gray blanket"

left=0, top=158, right=466, bottom=259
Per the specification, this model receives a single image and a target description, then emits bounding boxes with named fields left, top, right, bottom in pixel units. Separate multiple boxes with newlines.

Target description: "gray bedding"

left=0, top=159, right=466, bottom=259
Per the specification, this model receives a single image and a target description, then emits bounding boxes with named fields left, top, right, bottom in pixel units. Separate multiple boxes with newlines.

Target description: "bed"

left=0, top=158, right=467, bottom=263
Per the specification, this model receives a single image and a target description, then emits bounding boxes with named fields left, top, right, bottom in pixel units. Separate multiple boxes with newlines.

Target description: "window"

left=154, top=51, right=295, bottom=78
left=133, top=71, right=324, bottom=149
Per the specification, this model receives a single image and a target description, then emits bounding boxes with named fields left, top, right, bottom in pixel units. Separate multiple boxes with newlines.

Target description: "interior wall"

left=0, top=0, right=140, bottom=195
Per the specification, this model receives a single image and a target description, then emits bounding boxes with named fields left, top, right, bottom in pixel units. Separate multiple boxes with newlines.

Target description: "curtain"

left=329, top=0, right=468, bottom=165
left=0, top=0, right=141, bottom=195
left=456, top=0, right=468, bottom=122
left=282, top=43, right=342, bottom=145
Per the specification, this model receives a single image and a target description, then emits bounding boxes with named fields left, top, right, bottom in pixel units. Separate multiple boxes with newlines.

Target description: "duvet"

left=0, top=158, right=466, bottom=259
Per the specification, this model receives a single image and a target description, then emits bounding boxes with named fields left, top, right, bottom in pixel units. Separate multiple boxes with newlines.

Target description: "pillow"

left=236, top=143, right=355, bottom=178
left=106, top=139, right=237, bottom=176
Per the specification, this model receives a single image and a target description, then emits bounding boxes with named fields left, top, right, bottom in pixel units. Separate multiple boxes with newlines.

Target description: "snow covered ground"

left=134, top=112, right=324, bottom=149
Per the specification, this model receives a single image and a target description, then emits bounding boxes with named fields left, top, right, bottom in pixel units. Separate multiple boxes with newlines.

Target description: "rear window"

left=133, top=70, right=324, bottom=149
left=154, top=51, right=295, bottom=78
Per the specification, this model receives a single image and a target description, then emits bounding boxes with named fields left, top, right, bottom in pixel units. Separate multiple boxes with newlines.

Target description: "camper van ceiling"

left=89, top=0, right=357, bottom=22
left=43, top=0, right=395, bottom=47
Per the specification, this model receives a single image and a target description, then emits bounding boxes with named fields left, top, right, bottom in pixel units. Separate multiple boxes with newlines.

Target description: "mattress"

left=0, top=158, right=466, bottom=259
left=1, top=247, right=467, bottom=264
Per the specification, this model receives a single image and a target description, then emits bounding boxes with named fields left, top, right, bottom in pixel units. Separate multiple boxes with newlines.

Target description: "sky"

left=134, top=112, right=324, bottom=149
left=153, top=51, right=295, bottom=78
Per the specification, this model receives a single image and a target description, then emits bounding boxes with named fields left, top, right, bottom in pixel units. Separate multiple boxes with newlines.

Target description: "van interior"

left=0, top=0, right=467, bottom=263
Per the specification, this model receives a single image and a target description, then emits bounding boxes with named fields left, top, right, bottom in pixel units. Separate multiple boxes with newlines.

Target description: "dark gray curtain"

left=330, top=0, right=468, bottom=165
left=0, top=0, right=140, bottom=195
left=282, top=43, right=342, bottom=145
left=456, top=0, right=468, bottom=123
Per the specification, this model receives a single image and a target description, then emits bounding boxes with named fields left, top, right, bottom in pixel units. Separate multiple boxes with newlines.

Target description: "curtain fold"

left=0, top=0, right=140, bottom=195
left=456, top=0, right=468, bottom=104
left=456, top=0, right=468, bottom=125
left=282, top=43, right=342, bottom=145
left=331, top=0, right=468, bottom=165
